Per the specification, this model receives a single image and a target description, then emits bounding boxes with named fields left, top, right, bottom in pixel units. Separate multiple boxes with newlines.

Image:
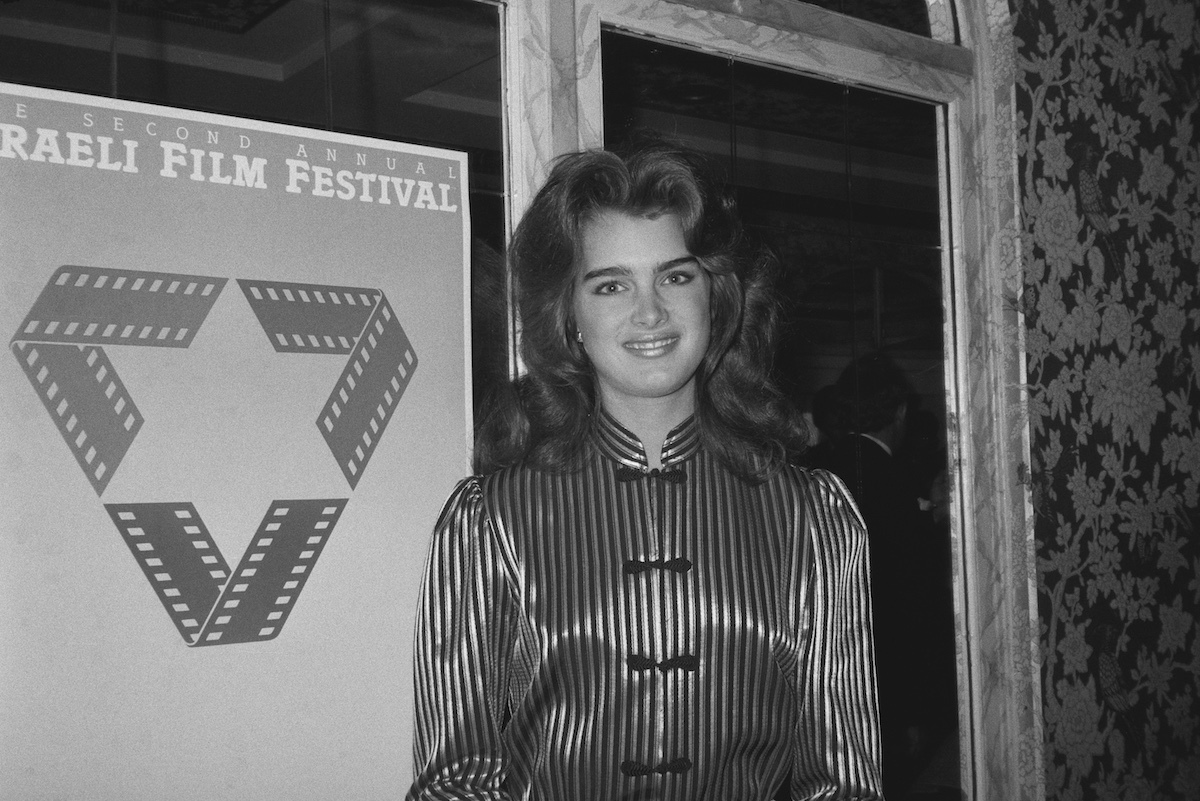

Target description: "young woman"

left=407, top=140, right=883, bottom=800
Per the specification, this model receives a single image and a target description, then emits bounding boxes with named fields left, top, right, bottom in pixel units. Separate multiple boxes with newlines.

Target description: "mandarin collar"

left=593, top=409, right=701, bottom=469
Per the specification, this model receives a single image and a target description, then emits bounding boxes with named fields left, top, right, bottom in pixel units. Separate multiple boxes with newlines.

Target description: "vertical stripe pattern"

left=408, top=413, right=883, bottom=800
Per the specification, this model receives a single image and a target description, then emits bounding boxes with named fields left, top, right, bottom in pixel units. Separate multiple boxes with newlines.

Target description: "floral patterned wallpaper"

left=1013, top=0, right=1200, bottom=798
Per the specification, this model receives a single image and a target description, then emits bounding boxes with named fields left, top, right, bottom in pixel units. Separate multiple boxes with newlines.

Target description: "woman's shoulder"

left=779, top=463, right=861, bottom=514
left=434, top=474, right=486, bottom=521
left=791, top=466, right=869, bottom=541
left=478, top=445, right=596, bottom=482
left=437, top=466, right=515, bottom=512
left=453, top=458, right=562, bottom=509
left=473, top=457, right=546, bottom=489
left=779, top=460, right=838, bottom=486
left=434, top=462, right=574, bottom=549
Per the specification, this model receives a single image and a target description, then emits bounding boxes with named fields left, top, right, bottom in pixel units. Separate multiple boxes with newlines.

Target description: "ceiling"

left=0, top=0, right=502, bottom=149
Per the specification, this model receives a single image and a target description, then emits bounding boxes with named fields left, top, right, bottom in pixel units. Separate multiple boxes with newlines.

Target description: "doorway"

left=603, top=30, right=961, bottom=800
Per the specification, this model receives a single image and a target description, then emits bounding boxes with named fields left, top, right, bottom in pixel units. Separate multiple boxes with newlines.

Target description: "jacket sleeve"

left=791, top=469, right=885, bottom=800
left=407, top=478, right=516, bottom=801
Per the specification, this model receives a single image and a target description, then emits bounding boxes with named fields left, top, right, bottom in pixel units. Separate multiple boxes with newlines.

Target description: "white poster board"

left=0, top=83, right=471, bottom=800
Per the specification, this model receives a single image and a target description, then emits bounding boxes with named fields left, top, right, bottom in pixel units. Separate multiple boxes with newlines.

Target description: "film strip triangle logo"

left=11, top=266, right=418, bottom=646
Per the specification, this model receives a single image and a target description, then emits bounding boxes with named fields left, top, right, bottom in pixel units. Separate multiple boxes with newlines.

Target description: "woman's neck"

left=601, top=392, right=696, bottom=469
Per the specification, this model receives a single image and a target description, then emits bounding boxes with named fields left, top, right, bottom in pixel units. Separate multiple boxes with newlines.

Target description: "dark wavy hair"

left=474, top=137, right=807, bottom=482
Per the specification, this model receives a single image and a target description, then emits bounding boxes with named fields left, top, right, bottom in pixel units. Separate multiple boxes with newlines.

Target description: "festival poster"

left=0, top=83, right=471, bottom=800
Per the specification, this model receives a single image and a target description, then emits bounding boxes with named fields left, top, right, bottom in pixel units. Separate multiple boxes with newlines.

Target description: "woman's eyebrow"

left=654, top=255, right=699, bottom=273
left=580, top=255, right=697, bottom=283
left=579, top=265, right=631, bottom=282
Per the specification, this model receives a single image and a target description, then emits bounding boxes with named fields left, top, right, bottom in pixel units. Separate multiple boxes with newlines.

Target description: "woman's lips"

left=623, top=336, right=679, bottom=357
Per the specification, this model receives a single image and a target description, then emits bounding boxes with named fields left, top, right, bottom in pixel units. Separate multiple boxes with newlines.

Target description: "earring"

left=575, top=330, right=583, bottom=344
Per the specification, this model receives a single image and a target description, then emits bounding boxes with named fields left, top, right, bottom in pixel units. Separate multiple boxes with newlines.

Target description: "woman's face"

left=572, top=209, right=711, bottom=417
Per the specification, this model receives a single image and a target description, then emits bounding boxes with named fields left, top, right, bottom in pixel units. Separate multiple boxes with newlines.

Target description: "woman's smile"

left=623, top=335, right=680, bottom=356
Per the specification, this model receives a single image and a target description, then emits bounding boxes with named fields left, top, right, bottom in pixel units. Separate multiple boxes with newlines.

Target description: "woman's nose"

left=631, top=288, right=667, bottom=326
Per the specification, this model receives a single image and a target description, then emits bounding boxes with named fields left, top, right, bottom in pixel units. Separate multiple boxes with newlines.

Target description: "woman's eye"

left=664, top=271, right=694, bottom=285
left=595, top=282, right=623, bottom=295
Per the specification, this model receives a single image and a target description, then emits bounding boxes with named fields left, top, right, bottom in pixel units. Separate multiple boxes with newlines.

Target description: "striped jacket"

left=408, top=412, right=883, bottom=800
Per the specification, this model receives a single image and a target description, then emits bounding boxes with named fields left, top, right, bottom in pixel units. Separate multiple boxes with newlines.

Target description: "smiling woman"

left=572, top=211, right=711, bottom=457
left=407, top=138, right=886, bottom=801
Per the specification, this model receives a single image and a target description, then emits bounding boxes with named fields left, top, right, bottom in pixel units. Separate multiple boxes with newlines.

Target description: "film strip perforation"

left=13, top=342, right=144, bottom=494
left=190, top=499, right=347, bottom=646
left=41, top=269, right=218, bottom=298
left=236, top=278, right=379, bottom=355
left=12, top=267, right=226, bottom=494
left=316, top=295, right=417, bottom=487
left=15, top=267, right=225, bottom=349
left=233, top=279, right=418, bottom=488
left=105, top=503, right=230, bottom=643
left=104, top=500, right=346, bottom=646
